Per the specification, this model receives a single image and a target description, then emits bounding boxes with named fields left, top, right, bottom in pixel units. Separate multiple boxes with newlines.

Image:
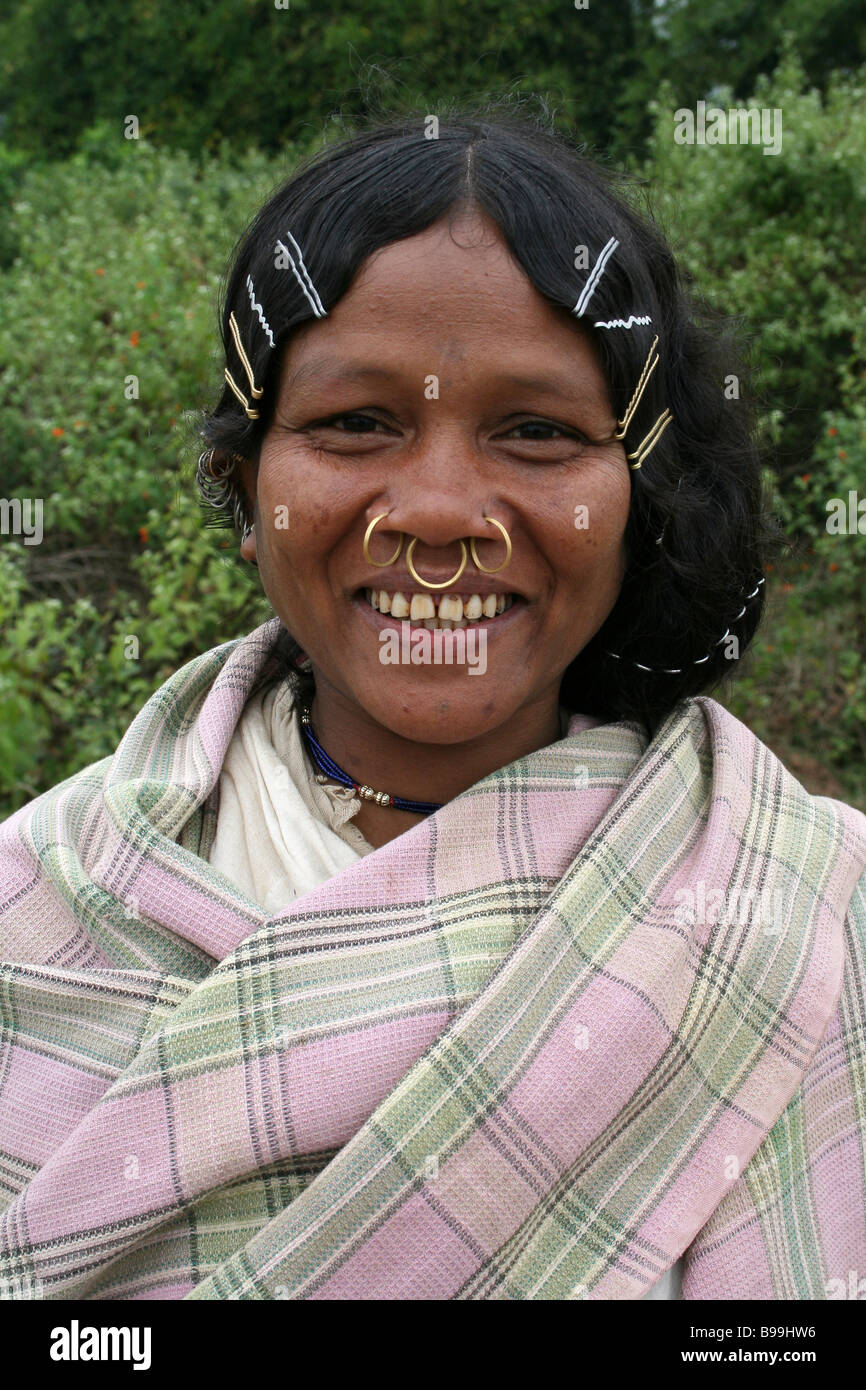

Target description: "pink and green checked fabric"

left=1, top=617, right=865, bottom=1300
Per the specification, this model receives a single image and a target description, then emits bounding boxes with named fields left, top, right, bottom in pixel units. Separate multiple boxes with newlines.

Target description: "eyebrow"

left=285, top=360, right=398, bottom=392
left=284, top=357, right=606, bottom=404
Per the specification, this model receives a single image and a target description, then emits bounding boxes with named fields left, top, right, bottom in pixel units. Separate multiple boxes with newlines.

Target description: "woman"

left=1, top=108, right=864, bottom=1302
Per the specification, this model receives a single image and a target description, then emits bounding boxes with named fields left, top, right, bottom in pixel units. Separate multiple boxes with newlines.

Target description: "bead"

left=299, top=711, right=442, bottom=813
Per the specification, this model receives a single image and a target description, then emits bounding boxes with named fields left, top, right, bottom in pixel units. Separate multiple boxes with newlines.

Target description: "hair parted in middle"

left=198, top=98, right=784, bottom=737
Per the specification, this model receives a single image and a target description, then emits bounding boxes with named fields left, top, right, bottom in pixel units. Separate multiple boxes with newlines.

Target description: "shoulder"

left=691, top=694, right=866, bottom=841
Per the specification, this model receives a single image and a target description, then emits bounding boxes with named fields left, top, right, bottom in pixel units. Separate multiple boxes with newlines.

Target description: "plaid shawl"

left=1, top=616, right=865, bottom=1301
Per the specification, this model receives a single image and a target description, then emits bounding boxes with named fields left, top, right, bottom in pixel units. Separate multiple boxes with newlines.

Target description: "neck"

left=304, top=672, right=563, bottom=847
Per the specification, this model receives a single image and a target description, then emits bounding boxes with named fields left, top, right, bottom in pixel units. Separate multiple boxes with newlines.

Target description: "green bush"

left=0, top=130, right=276, bottom=815
left=637, top=50, right=866, bottom=808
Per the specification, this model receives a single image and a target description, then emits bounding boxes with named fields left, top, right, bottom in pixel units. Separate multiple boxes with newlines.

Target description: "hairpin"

left=614, top=336, right=659, bottom=441
left=605, top=578, right=765, bottom=674
left=275, top=230, right=327, bottom=318
left=573, top=237, right=619, bottom=318
left=224, top=311, right=264, bottom=420
left=246, top=274, right=275, bottom=348
left=594, top=315, right=653, bottom=330
left=627, top=408, right=673, bottom=470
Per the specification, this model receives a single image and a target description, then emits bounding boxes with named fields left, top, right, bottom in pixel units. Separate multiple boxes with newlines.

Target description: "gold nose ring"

left=405, top=536, right=468, bottom=590
left=469, top=516, right=512, bottom=574
left=363, top=512, right=404, bottom=567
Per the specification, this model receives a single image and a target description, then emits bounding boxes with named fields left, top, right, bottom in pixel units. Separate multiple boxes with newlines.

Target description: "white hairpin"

left=276, top=230, right=327, bottom=318
left=246, top=275, right=275, bottom=347
left=594, top=315, right=653, bottom=330
left=573, top=237, right=619, bottom=318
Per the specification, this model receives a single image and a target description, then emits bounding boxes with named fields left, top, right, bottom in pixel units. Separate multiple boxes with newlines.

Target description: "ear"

left=235, top=454, right=259, bottom=551
left=240, top=524, right=258, bottom=565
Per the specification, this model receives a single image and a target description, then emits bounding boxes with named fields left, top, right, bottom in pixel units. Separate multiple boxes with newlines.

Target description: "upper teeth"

left=364, top=589, right=513, bottom=623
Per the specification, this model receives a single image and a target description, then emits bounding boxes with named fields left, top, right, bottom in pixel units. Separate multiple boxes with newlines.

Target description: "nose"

left=371, top=433, right=499, bottom=553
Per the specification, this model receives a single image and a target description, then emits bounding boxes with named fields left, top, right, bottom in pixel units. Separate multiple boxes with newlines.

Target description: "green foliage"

left=733, top=342, right=866, bottom=782
left=653, top=0, right=866, bottom=100
left=0, top=0, right=697, bottom=166
left=642, top=47, right=866, bottom=480
left=0, top=132, right=274, bottom=814
left=2, top=0, right=861, bottom=167
left=636, top=51, right=866, bottom=807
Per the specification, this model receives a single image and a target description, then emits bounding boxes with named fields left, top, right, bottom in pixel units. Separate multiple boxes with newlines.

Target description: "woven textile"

left=1, top=616, right=865, bottom=1300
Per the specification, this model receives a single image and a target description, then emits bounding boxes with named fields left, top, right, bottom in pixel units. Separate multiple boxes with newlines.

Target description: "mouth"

left=352, top=586, right=525, bottom=631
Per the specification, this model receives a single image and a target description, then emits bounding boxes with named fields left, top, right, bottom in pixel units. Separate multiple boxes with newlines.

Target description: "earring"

left=197, top=449, right=237, bottom=512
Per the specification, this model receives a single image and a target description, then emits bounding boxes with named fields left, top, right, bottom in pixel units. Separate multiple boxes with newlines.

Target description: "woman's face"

left=240, top=209, right=631, bottom=742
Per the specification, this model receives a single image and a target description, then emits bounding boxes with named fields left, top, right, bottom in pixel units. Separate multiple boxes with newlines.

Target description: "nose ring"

left=469, top=516, right=512, bottom=574
left=363, top=512, right=404, bottom=567
left=362, top=511, right=510, bottom=590
left=406, top=536, right=468, bottom=590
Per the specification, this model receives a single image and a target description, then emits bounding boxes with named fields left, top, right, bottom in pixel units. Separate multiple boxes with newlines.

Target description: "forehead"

left=341, top=212, right=553, bottom=330
left=279, top=211, right=610, bottom=397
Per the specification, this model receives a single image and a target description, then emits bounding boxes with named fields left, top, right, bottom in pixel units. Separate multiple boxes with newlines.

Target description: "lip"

left=350, top=589, right=528, bottom=637
left=356, top=577, right=527, bottom=600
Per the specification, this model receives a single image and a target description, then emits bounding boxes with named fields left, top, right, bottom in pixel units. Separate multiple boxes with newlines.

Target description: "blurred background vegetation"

left=0, top=0, right=864, bottom=816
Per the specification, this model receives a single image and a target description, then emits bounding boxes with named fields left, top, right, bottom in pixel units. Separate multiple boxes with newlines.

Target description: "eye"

left=506, top=420, right=577, bottom=441
left=501, top=418, right=590, bottom=445
left=313, top=412, right=389, bottom=433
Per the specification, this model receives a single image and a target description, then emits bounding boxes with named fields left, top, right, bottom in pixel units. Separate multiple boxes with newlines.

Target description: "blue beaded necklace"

left=299, top=701, right=443, bottom=816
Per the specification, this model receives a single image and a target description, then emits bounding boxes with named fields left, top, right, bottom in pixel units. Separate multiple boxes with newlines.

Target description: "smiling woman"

left=2, top=106, right=866, bottom=1304
left=229, top=208, right=632, bottom=849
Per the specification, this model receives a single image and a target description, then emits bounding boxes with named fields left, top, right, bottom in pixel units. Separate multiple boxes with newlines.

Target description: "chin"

left=363, top=683, right=508, bottom=742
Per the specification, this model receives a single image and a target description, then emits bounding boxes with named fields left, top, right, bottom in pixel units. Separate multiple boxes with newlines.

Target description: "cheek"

left=560, top=468, right=631, bottom=570
left=254, top=460, right=334, bottom=555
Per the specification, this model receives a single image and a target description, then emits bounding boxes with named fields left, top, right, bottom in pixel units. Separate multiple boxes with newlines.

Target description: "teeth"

left=438, top=593, right=463, bottom=621
left=363, top=589, right=515, bottom=623
left=409, top=593, right=436, bottom=620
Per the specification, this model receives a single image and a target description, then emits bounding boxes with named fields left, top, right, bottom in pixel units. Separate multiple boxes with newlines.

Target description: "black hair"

left=198, top=98, right=784, bottom=737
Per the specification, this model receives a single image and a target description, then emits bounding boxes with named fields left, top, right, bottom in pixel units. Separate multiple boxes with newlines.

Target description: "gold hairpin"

left=614, top=335, right=659, bottom=441
left=627, top=407, right=673, bottom=470
left=225, top=311, right=264, bottom=420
